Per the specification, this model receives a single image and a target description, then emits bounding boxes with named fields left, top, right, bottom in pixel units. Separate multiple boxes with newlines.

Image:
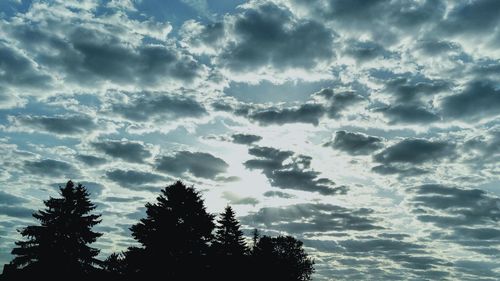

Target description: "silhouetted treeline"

left=1, top=181, right=314, bottom=281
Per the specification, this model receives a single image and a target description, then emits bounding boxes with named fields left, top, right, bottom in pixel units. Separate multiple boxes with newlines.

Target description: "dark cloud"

left=104, top=196, right=145, bottom=203
left=155, top=151, right=228, bottom=179
left=441, top=80, right=500, bottom=121
left=0, top=205, right=33, bottom=219
left=374, top=139, right=455, bottom=165
left=325, top=131, right=383, bottom=155
left=244, top=146, right=346, bottom=195
left=222, top=191, right=259, bottom=206
left=242, top=203, right=381, bottom=234
left=384, top=77, right=450, bottom=103
left=344, top=40, right=396, bottom=62
left=10, top=114, right=98, bottom=135
left=411, top=184, right=500, bottom=227
left=371, top=165, right=428, bottom=177
left=263, top=190, right=296, bottom=199
left=439, top=0, right=500, bottom=35
left=106, top=169, right=165, bottom=190
left=109, top=92, right=206, bottom=122
left=23, top=159, right=78, bottom=177
left=376, top=104, right=441, bottom=124
left=313, top=89, right=364, bottom=118
left=231, top=133, right=262, bottom=145
left=0, top=41, right=53, bottom=90
left=91, top=139, right=152, bottom=163
left=217, top=2, right=335, bottom=71
left=415, top=39, right=461, bottom=55
left=0, top=191, right=29, bottom=205
left=6, top=22, right=203, bottom=88
left=248, top=103, right=325, bottom=126
left=75, top=154, right=107, bottom=166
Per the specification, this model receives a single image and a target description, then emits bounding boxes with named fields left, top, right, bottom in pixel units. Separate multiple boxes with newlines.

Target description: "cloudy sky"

left=1, top=0, right=500, bottom=279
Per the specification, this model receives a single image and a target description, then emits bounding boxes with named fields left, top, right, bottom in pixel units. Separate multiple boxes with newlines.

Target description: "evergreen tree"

left=213, top=206, right=248, bottom=256
left=8, top=181, right=102, bottom=278
left=129, top=181, right=215, bottom=279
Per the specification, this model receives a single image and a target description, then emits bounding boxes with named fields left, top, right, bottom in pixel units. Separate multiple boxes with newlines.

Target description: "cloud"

left=383, top=77, right=450, bottom=103
left=376, top=104, right=441, bottom=124
left=1, top=1, right=203, bottom=93
left=155, top=151, right=228, bottom=179
left=343, top=39, right=396, bottom=62
left=441, top=80, right=500, bottom=121
left=231, top=133, right=262, bottom=145
left=75, top=154, right=107, bottom=166
left=222, top=191, right=259, bottom=206
left=312, top=88, right=364, bottom=118
left=8, top=114, right=98, bottom=135
left=438, top=0, right=500, bottom=35
left=0, top=191, right=29, bottom=205
left=23, top=159, right=78, bottom=178
left=263, top=190, right=296, bottom=199
left=106, top=169, right=165, bottom=190
left=244, top=146, right=347, bottom=195
left=182, top=2, right=335, bottom=81
left=374, top=139, right=455, bottom=165
left=242, top=203, right=381, bottom=234
left=91, top=139, right=152, bottom=163
left=324, top=131, right=383, bottom=155
left=248, top=103, right=325, bottom=126
left=0, top=205, right=33, bottom=219
left=107, top=91, right=207, bottom=122
left=411, top=184, right=500, bottom=227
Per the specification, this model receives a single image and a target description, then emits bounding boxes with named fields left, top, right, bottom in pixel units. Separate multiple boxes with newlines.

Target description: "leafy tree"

left=101, top=252, right=126, bottom=277
left=129, top=181, right=215, bottom=278
left=213, top=206, right=248, bottom=256
left=7, top=181, right=102, bottom=278
left=253, top=235, right=315, bottom=281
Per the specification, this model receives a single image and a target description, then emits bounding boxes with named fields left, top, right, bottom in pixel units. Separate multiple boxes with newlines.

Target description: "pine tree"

left=129, top=181, right=215, bottom=278
left=213, top=206, right=248, bottom=256
left=8, top=180, right=102, bottom=277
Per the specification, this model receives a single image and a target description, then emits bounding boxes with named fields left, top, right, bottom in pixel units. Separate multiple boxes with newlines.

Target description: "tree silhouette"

left=253, top=235, right=315, bottom=281
left=211, top=206, right=249, bottom=280
left=129, top=181, right=215, bottom=279
left=213, top=206, right=249, bottom=256
left=5, top=181, right=101, bottom=279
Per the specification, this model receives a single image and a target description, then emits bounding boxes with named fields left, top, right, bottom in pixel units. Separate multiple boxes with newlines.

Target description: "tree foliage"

left=1, top=180, right=315, bottom=281
left=6, top=181, right=101, bottom=278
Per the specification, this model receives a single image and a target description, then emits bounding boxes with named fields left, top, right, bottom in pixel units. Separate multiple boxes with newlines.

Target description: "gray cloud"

left=248, top=103, right=325, bottom=126
left=325, top=131, right=383, bottom=155
left=231, top=133, right=262, bottom=145
left=106, top=169, right=165, bottom=190
left=242, top=203, right=381, bottom=234
left=441, top=79, right=500, bottom=121
left=75, top=154, right=107, bottom=166
left=0, top=41, right=53, bottom=91
left=6, top=22, right=203, bottom=88
left=9, top=114, right=98, bottom=135
left=23, top=159, right=78, bottom=178
left=218, top=2, right=335, bottom=72
left=0, top=205, right=33, bottom=219
left=374, top=139, right=455, bottom=165
left=244, top=146, right=346, bottom=195
left=438, top=0, right=500, bottom=35
left=344, top=39, right=396, bottom=62
left=108, top=92, right=206, bottom=122
left=384, top=77, right=450, bottom=103
left=263, top=190, right=296, bottom=199
left=91, top=139, right=152, bottom=163
left=0, top=191, right=29, bottom=205
left=313, top=88, right=364, bottom=118
left=155, top=151, right=228, bottom=179
left=376, top=104, right=441, bottom=124
left=222, top=191, right=259, bottom=206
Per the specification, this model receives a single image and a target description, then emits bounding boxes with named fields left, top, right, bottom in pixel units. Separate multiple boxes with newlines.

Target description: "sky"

left=0, top=0, right=499, bottom=279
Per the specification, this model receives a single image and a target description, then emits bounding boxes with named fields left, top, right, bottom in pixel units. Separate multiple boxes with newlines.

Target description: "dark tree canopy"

left=1, top=180, right=315, bottom=281
left=213, top=206, right=249, bottom=256
left=129, top=181, right=215, bottom=278
left=6, top=181, right=101, bottom=278
left=253, top=235, right=315, bottom=281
